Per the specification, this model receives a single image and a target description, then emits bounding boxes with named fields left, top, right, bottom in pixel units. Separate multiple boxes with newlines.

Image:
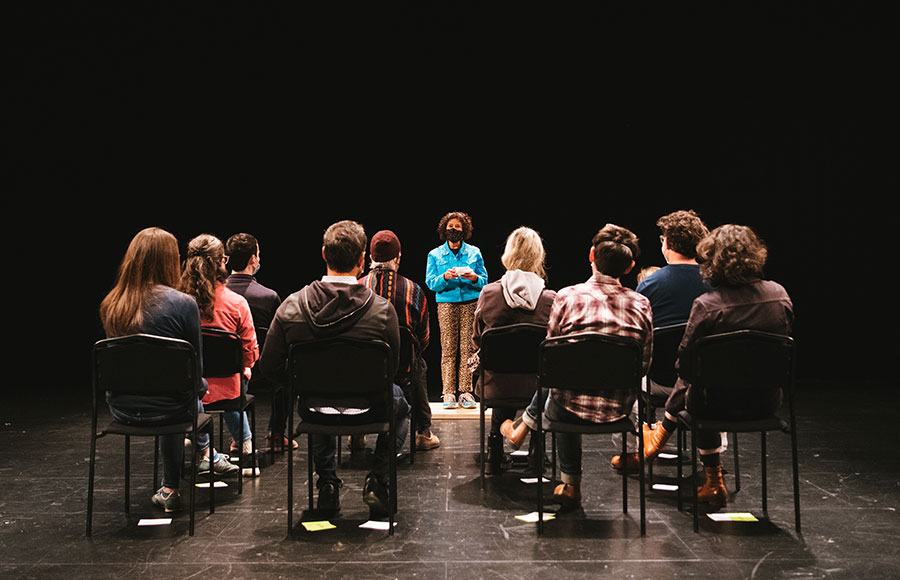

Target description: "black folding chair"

left=397, top=326, right=420, bottom=464
left=675, top=330, right=800, bottom=533
left=86, top=334, right=214, bottom=536
left=536, top=332, right=646, bottom=535
left=200, top=327, right=257, bottom=493
left=287, top=338, right=398, bottom=535
left=644, top=322, right=687, bottom=484
left=475, top=322, right=548, bottom=489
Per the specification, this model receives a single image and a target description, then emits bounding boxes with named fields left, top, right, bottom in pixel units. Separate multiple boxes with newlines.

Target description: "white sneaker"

left=442, top=394, right=457, bottom=409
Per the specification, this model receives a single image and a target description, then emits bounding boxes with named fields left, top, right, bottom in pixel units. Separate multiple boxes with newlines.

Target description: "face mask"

left=253, top=264, right=260, bottom=275
left=446, top=229, right=464, bottom=243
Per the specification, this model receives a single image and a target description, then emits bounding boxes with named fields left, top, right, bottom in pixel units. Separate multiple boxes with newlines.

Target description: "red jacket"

left=202, top=283, right=259, bottom=404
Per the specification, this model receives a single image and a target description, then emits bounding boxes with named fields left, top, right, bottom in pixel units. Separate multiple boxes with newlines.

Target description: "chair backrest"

left=648, top=322, right=687, bottom=388
left=480, top=322, right=548, bottom=374
left=539, top=332, right=643, bottom=394
left=92, top=334, right=201, bottom=403
left=288, top=337, right=393, bottom=412
left=201, top=327, right=243, bottom=378
left=692, top=330, right=794, bottom=419
left=256, top=326, right=268, bottom=350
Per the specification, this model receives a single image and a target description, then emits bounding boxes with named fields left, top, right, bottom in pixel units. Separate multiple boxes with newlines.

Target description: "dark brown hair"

left=592, top=224, right=640, bottom=278
left=323, top=220, right=367, bottom=273
left=99, top=227, right=182, bottom=337
left=225, top=233, right=258, bottom=272
left=697, top=224, right=768, bottom=287
left=656, top=209, right=709, bottom=259
left=437, top=211, right=473, bottom=242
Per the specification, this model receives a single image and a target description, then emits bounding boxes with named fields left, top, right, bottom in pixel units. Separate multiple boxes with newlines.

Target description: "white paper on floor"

left=359, top=520, right=398, bottom=530
left=137, top=518, right=172, bottom=526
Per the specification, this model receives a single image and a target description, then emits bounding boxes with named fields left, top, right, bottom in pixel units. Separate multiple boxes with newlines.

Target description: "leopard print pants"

left=436, top=301, right=477, bottom=396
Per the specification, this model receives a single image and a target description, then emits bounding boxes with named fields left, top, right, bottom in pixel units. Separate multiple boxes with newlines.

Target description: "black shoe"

left=362, top=474, right=391, bottom=519
left=317, top=482, right=341, bottom=512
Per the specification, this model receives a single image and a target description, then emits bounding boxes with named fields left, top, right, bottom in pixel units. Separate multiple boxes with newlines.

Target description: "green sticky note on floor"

left=302, top=520, right=337, bottom=531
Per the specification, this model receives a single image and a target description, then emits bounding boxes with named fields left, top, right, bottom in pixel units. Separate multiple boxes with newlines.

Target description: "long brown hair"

left=99, top=227, right=182, bottom=337
left=180, top=233, right=226, bottom=320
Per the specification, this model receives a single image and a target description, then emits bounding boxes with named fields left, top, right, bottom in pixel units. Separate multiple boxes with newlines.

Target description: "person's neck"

left=232, top=268, right=255, bottom=276
left=325, top=268, right=360, bottom=279
left=448, top=240, right=462, bottom=251
left=665, top=251, right=697, bottom=265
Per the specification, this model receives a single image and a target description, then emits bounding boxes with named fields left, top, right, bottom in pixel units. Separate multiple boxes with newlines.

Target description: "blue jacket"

left=425, top=242, right=488, bottom=303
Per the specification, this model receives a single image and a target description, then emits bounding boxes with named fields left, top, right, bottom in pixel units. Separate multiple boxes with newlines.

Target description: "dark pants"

left=109, top=400, right=210, bottom=490
left=406, top=357, right=432, bottom=434
left=300, top=384, right=410, bottom=488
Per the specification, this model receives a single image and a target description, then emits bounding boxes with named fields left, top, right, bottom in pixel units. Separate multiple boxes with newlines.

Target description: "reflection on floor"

left=2, top=381, right=898, bottom=579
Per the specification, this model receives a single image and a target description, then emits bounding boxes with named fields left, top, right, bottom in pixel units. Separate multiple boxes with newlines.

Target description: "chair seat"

left=203, top=394, right=255, bottom=412
left=678, top=410, right=788, bottom=433
left=100, top=413, right=212, bottom=437
left=545, top=416, right=635, bottom=435
left=295, top=421, right=390, bottom=436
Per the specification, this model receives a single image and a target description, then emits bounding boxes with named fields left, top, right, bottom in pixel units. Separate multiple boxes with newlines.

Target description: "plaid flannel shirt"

left=549, top=273, right=653, bottom=423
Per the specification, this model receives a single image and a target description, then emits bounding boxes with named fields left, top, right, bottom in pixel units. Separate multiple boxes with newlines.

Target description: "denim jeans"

left=223, top=411, right=252, bottom=444
left=299, top=383, right=410, bottom=488
left=109, top=399, right=210, bottom=490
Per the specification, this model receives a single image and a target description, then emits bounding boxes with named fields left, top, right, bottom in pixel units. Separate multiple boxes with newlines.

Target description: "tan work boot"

left=611, top=452, right=641, bottom=473
left=552, top=482, right=582, bottom=509
left=643, top=422, right=672, bottom=461
left=696, top=465, right=728, bottom=505
left=415, top=430, right=441, bottom=450
left=499, top=419, right=530, bottom=450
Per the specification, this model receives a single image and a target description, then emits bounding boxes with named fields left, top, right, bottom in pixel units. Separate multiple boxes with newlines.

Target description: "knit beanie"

left=370, top=230, right=401, bottom=262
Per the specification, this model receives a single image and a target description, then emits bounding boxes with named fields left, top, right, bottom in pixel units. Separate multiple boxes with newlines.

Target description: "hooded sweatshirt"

left=471, top=270, right=557, bottom=400
left=258, top=278, right=401, bottom=388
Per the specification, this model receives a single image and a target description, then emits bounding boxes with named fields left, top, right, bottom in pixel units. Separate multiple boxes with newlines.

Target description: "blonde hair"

left=500, top=226, right=547, bottom=279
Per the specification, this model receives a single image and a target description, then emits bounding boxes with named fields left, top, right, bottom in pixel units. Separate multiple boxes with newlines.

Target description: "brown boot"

left=643, top=422, right=672, bottom=461
left=610, top=452, right=641, bottom=473
left=696, top=465, right=728, bottom=505
left=552, top=482, right=582, bottom=509
left=499, top=419, right=530, bottom=450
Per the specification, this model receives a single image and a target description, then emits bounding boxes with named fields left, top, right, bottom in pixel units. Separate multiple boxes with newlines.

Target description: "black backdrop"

left=10, top=3, right=896, bottom=393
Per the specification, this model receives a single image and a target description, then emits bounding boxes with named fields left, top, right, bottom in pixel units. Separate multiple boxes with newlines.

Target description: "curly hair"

left=697, top=224, right=767, bottom=287
left=437, top=211, right=473, bottom=241
left=592, top=224, right=640, bottom=278
left=656, top=209, right=709, bottom=259
left=180, top=233, right=227, bottom=320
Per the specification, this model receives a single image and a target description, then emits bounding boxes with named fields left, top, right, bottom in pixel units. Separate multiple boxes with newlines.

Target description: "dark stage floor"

left=2, top=381, right=898, bottom=579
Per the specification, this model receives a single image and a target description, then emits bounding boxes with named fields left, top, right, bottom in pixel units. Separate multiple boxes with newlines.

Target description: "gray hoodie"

left=500, top=269, right=547, bottom=311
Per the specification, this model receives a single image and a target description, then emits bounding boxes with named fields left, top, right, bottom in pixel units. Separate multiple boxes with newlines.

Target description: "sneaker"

left=362, top=474, right=391, bottom=519
left=459, top=393, right=476, bottom=409
left=151, top=487, right=182, bottom=513
left=415, top=431, right=441, bottom=450
left=198, top=454, right=240, bottom=475
left=442, top=394, right=457, bottom=409
left=230, top=439, right=254, bottom=455
left=318, top=482, right=341, bottom=511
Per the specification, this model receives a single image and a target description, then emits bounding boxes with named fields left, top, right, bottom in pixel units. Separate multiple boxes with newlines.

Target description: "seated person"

left=501, top=224, right=653, bottom=508
left=471, top=226, right=556, bottom=474
left=100, top=227, right=232, bottom=512
left=612, top=209, right=711, bottom=471
left=259, top=220, right=410, bottom=519
left=643, top=224, right=794, bottom=505
left=181, top=234, right=259, bottom=474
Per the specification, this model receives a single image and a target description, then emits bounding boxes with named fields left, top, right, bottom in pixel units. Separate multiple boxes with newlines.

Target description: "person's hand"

left=243, top=367, right=253, bottom=380
left=460, top=271, right=478, bottom=281
left=443, top=268, right=458, bottom=280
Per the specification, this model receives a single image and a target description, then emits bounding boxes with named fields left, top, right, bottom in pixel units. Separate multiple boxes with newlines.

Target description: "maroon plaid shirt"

left=549, top=273, right=653, bottom=423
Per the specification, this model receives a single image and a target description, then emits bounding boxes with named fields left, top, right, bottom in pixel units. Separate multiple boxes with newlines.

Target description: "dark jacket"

left=259, top=279, right=401, bottom=387
left=471, top=271, right=556, bottom=401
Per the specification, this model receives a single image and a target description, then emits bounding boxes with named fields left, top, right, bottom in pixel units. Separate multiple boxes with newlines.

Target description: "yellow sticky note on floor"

left=515, top=512, right=556, bottom=523
left=302, top=520, right=336, bottom=531
left=707, top=512, right=758, bottom=522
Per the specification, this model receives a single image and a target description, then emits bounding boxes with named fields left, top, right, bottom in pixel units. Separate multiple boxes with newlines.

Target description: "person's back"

left=637, top=264, right=709, bottom=327
left=226, top=274, right=281, bottom=331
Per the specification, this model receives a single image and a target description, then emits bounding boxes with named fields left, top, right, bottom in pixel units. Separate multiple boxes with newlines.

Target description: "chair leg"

left=86, top=432, right=98, bottom=536
left=479, top=404, right=486, bottom=489
left=537, top=424, right=544, bottom=535
left=676, top=422, right=684, bottom=512
left=408, top=386, right=416, bottom=466
left=760, top=431, right=768, bottom=516
left=307, top=437, right=314, bottom=512
left=621, top=431, right=628, bottom=513
left=287, top=399, right=294, bottom=535
left=389, top=419, right=397, bottom=536
left=790, top=425, right=801, bottom=533
left=153, top=436, right=160, bottom=490
left=691, top=428, right=699, bottom=533
left=236, top=412, right=244, bottom=494
left=733, top=432, right=741, bottom=492
left=124, top=435, right=131, bottom=514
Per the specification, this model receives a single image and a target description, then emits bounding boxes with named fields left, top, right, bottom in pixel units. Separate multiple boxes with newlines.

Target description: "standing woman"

left=99, top=227, right=229, bottom=512
left=181, top=234, right=259, bottom=470
left=426, top=212, right=488, bottom=409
